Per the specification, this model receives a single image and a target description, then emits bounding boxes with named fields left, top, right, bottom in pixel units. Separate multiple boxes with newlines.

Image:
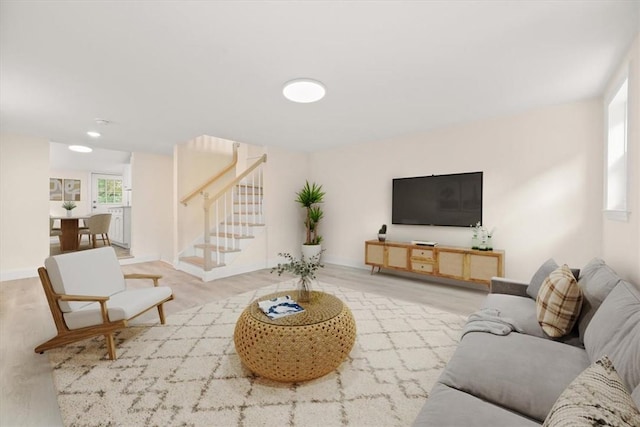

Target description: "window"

left=97, top=177, right=122, bottom=204
left=605, top=77, right=629, bottom=221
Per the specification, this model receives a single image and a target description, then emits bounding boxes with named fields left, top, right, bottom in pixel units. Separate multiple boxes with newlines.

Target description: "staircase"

left=177, top=149, right=267, bottom=281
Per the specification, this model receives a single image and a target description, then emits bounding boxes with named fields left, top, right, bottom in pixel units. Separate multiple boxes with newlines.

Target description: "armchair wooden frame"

left=35, top=267, right=174, bottom=360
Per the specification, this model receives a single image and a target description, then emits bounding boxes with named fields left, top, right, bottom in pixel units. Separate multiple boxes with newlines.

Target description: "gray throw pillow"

left=577, top=258, right=622, bottom=342
left=527, top=258, right=558, bottom=299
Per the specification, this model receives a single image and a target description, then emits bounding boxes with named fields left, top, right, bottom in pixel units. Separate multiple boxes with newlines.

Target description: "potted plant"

left=62, top=201, right=77, bottom=217
left=378, top=224, right=387, bottom=242
left=295, top=181, right=325, bottom=259
left=271, top=252, right=324, bottom=302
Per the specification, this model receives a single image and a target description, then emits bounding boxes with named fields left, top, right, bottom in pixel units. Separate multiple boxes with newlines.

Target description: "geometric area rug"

left=48, top=281, right=467, bottom=426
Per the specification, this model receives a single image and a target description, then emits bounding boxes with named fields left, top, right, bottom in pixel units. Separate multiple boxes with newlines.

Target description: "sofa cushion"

left=412, top=382, right=540, bottom=427
left=482, top=294, right=546, bottom=339
left=584, top=280, right=640, bottom=393
left=45, top=247, right=126, bottom=312
left=576, top=258, right=623, bottom=342
left=536, top=265, right=583, bottom=338
left=542, top=356, right=640, bottom=427
left=439, top=332, right=590, bottom=422
left=63, top=286, right=173, bottom=330
left=527, top=258, right=558, bottom=299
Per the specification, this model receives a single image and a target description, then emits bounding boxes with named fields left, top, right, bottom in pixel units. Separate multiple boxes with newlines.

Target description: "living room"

left=1, top=1, right=639, bottom=426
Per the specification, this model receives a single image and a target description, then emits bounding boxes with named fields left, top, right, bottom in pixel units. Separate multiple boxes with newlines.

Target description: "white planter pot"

left=301, top=244, right=322, bottom=261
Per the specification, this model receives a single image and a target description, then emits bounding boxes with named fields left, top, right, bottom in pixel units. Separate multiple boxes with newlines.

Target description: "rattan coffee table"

left=234, top=290, right=356, bottom=382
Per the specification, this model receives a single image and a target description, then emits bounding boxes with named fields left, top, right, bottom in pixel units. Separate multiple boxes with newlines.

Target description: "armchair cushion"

left=45, top=247, right=126, bottom=312
left=63, top=287, right=173, bottom=330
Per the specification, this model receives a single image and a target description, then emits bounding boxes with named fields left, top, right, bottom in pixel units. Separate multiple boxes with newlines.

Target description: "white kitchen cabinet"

left=108, top=206, right=131, bottom=248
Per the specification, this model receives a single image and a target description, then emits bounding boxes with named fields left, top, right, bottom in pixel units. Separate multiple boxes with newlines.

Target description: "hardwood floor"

left=0, top=262, right=487, bottom=426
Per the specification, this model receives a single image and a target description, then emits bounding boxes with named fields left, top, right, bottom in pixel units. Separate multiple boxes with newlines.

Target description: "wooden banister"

left=180, top=142, right=240, bottom=206
left=204, top=154, right=267, bottom=209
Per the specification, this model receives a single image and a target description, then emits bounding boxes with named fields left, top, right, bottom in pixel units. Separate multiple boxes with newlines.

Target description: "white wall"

left=602, top=34, right=640, bottom=284
left=310, top=99, right=604, bottom=281
left=263, top=145, right=309, bottom=263
left=0, top=135, right=50, bottom=280
left=175, top=136, right=237, bottom=253
left=130, top=151, right=174, bottom=263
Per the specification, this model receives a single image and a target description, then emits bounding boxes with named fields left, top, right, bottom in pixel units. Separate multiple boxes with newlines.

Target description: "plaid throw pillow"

left=543, top=356, right=640, bottom=426
left=536, top=264, right=583, bottom=338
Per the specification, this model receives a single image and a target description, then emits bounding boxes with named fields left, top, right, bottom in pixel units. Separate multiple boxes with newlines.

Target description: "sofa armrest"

left=124, top=273, right=163, bottom=287
left=490, top=277, right=530, bottom=297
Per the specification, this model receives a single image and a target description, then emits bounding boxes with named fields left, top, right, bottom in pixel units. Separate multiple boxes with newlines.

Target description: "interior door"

left=91, top=173, right=123, bottom=213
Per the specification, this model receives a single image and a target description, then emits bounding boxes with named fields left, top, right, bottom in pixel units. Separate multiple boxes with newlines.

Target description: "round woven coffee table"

left=234, top=290, right=356, bottom=382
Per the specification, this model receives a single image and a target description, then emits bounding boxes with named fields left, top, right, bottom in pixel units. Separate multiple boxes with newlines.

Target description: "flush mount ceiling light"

left=283, top=78, right=326, bottom=103
left=87, top=131, right=101, bottom=138
left=69, top=145, right=93, bottom=153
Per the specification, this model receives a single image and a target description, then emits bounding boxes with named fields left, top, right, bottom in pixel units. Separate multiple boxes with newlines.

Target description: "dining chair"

left=49, top=217, right=62, bottom=239
left=78, top=213, right=112, bottom=248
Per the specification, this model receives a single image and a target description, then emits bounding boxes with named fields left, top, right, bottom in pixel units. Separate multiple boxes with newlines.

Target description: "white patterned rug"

left=48, top=281, right=466, bottom=426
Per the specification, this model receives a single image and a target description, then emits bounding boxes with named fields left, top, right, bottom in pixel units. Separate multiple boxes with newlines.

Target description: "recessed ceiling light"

left=87, top=131, right=101, bottom=138
left=69, top=145, right=93, bottom=153
left=283, top=79, right=326, bottom=103
left=94, top=118, right=111, bottom=125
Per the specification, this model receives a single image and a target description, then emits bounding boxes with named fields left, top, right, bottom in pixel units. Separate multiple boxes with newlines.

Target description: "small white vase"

left=66, top=210, right=73, bottom=217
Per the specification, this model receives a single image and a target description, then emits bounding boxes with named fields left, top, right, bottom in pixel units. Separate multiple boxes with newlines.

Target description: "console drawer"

left=411, top=262, right=434, bottom=273
left=411, top=248, right=434, bottom=260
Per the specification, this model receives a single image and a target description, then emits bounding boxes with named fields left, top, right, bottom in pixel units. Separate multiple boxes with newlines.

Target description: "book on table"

left=258, top=295, right=305, bottom=319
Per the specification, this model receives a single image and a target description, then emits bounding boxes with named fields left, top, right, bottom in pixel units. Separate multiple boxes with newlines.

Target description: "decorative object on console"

left=271, top=252, right=324, bottom=302
left=470, top=222, right=495, bottom=251
left=295, top=181, right=325, bottom=257
left=378, top=224, right=387, bottom=242
left=61, top=201, right=77, bottom=217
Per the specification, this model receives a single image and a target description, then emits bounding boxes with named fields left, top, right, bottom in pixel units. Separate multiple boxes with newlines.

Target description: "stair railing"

left=180, top=142, right=239, bottom=206
left=202, top=154, right=267, bottom=271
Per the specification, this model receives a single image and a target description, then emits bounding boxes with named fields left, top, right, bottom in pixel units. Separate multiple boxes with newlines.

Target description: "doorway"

left=91, top=173, right=123, bottom=213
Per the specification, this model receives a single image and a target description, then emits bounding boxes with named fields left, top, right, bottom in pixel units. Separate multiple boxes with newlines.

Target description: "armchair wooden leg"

left=157, top=304, right=166, bottom=324
left=105, top=233, right=111, bottom=246
left=92, top=234, right=97, bottom=248
left=105, top=333, right=116, bottom=360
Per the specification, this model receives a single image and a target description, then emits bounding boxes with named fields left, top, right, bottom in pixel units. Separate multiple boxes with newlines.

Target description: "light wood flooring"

left=0, top=262, right=487, bottom=426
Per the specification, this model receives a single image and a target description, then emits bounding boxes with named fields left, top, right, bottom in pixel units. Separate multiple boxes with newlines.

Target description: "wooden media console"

left=365, top=240, right=504, bottom=287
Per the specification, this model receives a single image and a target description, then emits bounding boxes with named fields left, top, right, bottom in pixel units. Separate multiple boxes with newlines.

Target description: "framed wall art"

left=63, top=179, right=81, bottom=201
left=49, top=178, right=63, bottom=201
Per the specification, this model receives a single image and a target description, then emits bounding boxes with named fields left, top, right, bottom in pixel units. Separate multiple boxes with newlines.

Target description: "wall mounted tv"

left=392, top=172, right=483, bottom=227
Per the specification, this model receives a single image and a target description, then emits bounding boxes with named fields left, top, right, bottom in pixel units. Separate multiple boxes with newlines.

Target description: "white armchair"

left=36, top=246, right=173, bottom=360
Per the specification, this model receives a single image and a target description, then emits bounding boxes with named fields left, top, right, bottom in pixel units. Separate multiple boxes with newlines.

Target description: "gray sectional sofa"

left=414, top=258, right=640, bottom=426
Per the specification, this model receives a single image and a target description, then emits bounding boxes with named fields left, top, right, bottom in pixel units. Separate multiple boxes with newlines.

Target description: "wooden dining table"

left=51, top=215, right=91, bottom=252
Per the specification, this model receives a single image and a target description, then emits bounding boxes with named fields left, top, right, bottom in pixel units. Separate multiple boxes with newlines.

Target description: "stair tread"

left=180, top=256, right=225, bottom=268
left=210, top=232, right=254, bottom=239
left=194, top=244, right=240, bottom=253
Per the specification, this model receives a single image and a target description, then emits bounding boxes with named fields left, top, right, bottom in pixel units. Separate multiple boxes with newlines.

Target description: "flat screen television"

left=392, top=172, right=483, bottom=227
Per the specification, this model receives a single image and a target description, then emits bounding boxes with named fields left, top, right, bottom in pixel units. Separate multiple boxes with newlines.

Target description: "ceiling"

left=1, top=1, right=638, bottom=155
